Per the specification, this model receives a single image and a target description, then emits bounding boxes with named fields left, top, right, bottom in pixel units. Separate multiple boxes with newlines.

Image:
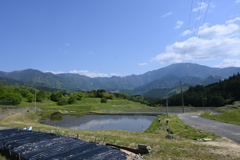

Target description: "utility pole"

left=180, top=81, right=185, bottom=113
left=163, top=88, right=169, bottom=117
left=34, top=87, right=36, bottom=112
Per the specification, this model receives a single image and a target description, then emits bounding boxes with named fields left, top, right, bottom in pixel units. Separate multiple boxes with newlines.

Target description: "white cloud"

left=69, top=70, right=108, bottom=78
left=138, top=63, right=147, bottom=66
left=152, top=37, right=240, bottom=63
left=161, top=12, right=172, bottom=18
left=236, top=0, right=240, bottom=3
left=216, top=59, right=240, bottom=68
left=192, top=2, right=208, bottom=12
left=152, top=19, right=240, bottom=64
left=226, top=17, right=240, bottom=24
left=65, top=43, right=70, bottom=46
left=175, top=21, right=184, bottom=29
left=199, top=23, right=239, bottom=39
left=45, top=71, right=65, bottom=74
left=181, top=30, right=192, bottom=36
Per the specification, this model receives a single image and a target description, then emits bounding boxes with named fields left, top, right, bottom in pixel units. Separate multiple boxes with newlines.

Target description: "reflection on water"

left=41, top=115, right=157, bottom=132
left=50, top=112, right=63, bottom=121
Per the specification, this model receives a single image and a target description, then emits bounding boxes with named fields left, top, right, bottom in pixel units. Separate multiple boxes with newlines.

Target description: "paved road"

left=178, top=113, right=240, bottom=143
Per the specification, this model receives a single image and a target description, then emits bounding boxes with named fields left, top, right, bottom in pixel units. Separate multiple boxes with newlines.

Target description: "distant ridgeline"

left=154, top=73, right=240, bottom=107
left=0, top=63, right=240, bottom=99
left=0, top=73, right=239, bottom=108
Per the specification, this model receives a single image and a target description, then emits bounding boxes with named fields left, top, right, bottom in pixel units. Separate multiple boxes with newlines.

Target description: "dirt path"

left=0, top=107, right=29, bottom=130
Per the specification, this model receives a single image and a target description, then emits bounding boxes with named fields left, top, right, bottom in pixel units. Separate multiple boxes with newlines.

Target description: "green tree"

left=96, top=89, right=106, bottom=98
left=100, top=97, right=107, bottom=103
left=3, top=92, right=22, bottom=105
left=74, top=92, right=83, bottom=100
left=20, top=89, right=30, bottom=97
left=68, top=94, right=77, bottom=104
left=57, top=97, right=68, bottom=106
left=27, top=93, right=34, bottom=102
left=50, top=92, right=63, bottom=102
left=0, top=86, right=6, bottom=100
left=36, top=90, right=46, bottom=102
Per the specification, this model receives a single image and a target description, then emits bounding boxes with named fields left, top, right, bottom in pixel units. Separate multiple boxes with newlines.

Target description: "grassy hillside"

left=0, top=97, right=151, bottom=114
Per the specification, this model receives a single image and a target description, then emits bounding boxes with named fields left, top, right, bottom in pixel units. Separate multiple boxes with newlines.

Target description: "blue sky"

left=1, top=0, right=240, bottom=77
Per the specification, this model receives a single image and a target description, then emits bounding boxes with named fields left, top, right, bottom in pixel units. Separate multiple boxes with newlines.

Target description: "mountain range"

left=1, top=63, right=240, bottom=98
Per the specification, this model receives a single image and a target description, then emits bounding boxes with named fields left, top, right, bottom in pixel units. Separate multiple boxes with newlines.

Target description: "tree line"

left=153, top=73, right=240, bottom=107
left=2, top=73, right=239, bottom=107
left=0, top=84, right=117, bottom=106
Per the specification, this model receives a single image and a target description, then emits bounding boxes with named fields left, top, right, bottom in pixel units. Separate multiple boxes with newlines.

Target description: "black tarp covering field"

left=0, top=128, right=128, bottom=160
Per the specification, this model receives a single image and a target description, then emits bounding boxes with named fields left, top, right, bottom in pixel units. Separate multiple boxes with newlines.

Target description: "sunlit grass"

left=201, top=110, right=240, bottom=125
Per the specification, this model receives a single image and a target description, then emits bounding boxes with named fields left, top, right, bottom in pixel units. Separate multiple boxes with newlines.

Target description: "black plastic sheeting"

left=0, top=128, right=128, bottom=160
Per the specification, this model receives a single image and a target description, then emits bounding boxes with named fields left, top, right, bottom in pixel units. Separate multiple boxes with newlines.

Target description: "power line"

left=180, top=0, right=194, bottom=80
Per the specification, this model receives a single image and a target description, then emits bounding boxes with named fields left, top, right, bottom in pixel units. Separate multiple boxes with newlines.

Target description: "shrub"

left=3, top=92, right=22, bottom=104
left=27, top=93, right=34, bottom=102
left=68, top=95, right=77, bottom=104
left=100, top=97, right=107, bottom=103
left=57, top=97, right=68, bottom=106
left=50, top=92, right=63, bottom=102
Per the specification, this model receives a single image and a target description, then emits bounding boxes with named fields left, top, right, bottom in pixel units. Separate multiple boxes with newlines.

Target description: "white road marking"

left=191, top=116, right=198, bottom=118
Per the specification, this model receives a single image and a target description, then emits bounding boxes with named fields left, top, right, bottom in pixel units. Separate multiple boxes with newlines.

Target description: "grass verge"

left=201, top=110, right=240, bottom=126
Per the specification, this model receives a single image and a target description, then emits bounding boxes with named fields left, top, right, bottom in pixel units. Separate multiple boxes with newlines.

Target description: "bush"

left=75, top=92, right=83, bottom=100
left=36, top=90, right=46, bottom=102
left=3, top=92, right=22, bottom=104
left=57, top=97, right=68, bottom=106
left=100, top=97, right=107, bottom=103
left=27, top=93, right=34, bottom=102
left=20, top=89, right=30, bottom=97
left=50, top=92, right=63, bottom=102
left=68, top=95, right=77, bottom=104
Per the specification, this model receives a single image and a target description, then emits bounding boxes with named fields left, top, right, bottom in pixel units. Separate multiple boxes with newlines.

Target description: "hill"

left=159, top=73, right=240, bottom=107
left=0, top=63, right=240, bottom=98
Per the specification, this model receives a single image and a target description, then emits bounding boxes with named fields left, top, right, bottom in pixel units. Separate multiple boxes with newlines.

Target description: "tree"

left=3, top=92, right=22, bottom=105
left=50, top=92, right=63, bottom=102
left=27, top=93, right=34, bottom=102
left=96, top=89, right=106, bottom=98
left=20, top=89, right=30, bottom=97
left=100, top=97, right=107, bottom=103
left=36, top=90, right=46, bottom=102
left=74, top=92, right=83, bottom=100
left=68, top=94, right=77, bottom=104
left=0, top=86, right=6, bottom=100
left=57, top=97, right=68, bottom=106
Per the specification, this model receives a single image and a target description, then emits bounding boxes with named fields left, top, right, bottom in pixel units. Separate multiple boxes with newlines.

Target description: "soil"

left=196, top=137, right=240, bottom=159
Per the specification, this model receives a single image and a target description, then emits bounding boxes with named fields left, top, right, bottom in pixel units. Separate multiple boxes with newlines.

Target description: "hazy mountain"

left=0, top=63, right=240, bottom=98
left=140, top=75, right=222, bottom=98
left=0, top=69, right=78, bottom=90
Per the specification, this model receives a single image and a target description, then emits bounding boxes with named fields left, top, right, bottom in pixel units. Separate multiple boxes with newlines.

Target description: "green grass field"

left=0, top=98, right=239, bottom=159
left=0, top=97, right=152, bottom=114
left=201, top=110, right=240, bottom=126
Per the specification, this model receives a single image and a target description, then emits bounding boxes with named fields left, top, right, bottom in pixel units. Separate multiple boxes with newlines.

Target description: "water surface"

left=41, top=114, right=157, bottom=132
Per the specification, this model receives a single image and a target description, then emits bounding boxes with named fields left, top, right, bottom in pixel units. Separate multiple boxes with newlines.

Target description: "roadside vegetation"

left=201, top=102, right=240, bottom=126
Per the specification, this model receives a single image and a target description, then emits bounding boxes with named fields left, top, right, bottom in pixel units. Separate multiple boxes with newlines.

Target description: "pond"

left=40, top=114, right=157, bottom=132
